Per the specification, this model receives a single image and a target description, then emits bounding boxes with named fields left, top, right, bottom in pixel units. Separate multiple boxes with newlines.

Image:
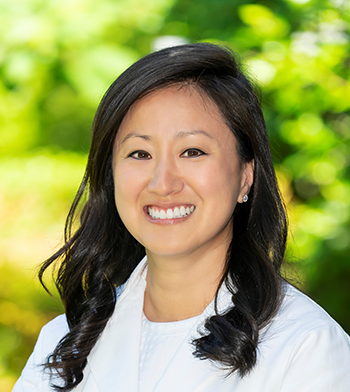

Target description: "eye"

left=181, top=148, right=206, bottom=158
left=129, top=150, right=151, bottom=160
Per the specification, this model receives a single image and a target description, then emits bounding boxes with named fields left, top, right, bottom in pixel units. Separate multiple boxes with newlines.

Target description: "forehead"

left=115, top=85, right=234, bottom=143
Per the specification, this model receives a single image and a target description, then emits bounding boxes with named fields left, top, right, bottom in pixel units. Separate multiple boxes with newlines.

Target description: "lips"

left=147, top=205, right=195, bottom=220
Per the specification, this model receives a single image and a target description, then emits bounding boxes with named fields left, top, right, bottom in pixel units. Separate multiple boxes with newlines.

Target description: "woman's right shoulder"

left=12, top=314, right=69, bottom=392
left=39, top=314, right=69, bottom=349
left=43, top=313, right=68, bottom=331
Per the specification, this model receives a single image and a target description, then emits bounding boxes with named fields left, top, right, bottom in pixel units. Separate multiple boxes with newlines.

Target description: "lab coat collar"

left=85, top=256, right=235, bottom=392
left=86, top=256, right=147, bottom=391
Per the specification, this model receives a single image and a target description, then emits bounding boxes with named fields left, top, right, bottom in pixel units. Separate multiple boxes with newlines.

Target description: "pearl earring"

left=242, top=195, right=248, bottom=203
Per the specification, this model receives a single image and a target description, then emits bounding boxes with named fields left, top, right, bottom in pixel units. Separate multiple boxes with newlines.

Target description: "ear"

left=237, top=160, right=254, bottom=203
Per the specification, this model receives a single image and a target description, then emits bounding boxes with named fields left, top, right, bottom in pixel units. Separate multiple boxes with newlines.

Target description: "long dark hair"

left=39, top=43, right=287, bottom=390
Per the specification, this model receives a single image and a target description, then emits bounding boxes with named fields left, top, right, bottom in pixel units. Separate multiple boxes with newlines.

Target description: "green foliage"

left=0, top=0, right=349, bottom=389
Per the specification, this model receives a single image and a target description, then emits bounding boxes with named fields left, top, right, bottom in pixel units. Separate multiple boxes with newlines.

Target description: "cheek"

left=113, top=168, right=142, bottom=241
left=113, top=166, right=141, bottom=211
left=193, top=162, right=241, bottom=205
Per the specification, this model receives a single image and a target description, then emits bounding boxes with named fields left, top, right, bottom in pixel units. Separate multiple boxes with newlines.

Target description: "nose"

left=147, top=157, right=184, bottom=196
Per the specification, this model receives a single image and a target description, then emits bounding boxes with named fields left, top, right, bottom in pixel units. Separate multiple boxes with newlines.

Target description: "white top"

left=13, top=256, right=350, bottom=392
left=139, top=313, right=201, bottom=392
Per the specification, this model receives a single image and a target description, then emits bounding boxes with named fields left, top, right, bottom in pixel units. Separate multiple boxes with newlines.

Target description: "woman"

left=14, top=43, right=350, bottom=392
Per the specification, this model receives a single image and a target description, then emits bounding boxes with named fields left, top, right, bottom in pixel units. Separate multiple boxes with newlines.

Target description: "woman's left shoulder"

left=278, top=283, right=349, bottom=335
left=245, top=284, right=350, bottom=392
left=261, top=282, right=350, bottom=361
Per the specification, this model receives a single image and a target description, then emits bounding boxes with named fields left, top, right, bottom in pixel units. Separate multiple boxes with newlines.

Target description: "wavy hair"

left=39, top=43, right=287, bottom=390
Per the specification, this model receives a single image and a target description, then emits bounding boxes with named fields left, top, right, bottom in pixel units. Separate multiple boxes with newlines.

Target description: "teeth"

left=174, top=207, right=180, bottom=218
left=148, top=205, right=195, bottom=220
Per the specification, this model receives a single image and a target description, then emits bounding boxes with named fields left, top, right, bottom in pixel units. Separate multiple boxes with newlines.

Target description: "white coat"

left=13, top=256, right=350, bottom=392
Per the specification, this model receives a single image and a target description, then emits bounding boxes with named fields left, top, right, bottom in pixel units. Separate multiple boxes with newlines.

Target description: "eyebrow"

left=174, top=130, right=214, bottom=139
left=121, top=133, right=152, bottom=144
left=121, top=130, right=214, bottom=144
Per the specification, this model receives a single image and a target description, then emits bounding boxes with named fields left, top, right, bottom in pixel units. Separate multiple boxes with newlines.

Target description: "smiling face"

left=112, top=86, right=253, bottom=262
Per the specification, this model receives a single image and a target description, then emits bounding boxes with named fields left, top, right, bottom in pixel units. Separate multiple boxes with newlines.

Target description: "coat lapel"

left=86, top=257, right=147, bottom=392
left=85, top=257, right=237, bottom=392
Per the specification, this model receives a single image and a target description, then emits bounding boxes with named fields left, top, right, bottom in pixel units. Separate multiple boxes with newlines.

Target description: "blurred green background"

left=0, top=0, right=349, bottom=389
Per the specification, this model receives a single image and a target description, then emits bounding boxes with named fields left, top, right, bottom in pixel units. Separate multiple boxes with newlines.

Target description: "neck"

left=143, top=246, right=227, bottom=322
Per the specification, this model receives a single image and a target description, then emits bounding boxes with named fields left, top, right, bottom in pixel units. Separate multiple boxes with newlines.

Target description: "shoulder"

left=38, top=314, right=69, bottom=353
left=264, top=282, right=350, bottom=347
left=41, top=313, right=69, bottom=333
left=266, top=284, right=349, bottom=371
left=29, top=313, right=69, bottom=363
left=259, top=282, right=350, bottom=358
left=245, top=284, right=350, bottom=391
left=12, top=314, right=69, bottom=392
left=277, top=283, right=348, bottom=335
left=273, top=285, right=350, bottom=389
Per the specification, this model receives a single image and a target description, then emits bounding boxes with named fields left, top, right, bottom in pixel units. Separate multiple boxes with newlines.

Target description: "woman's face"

left=112, top=86, right=253, bottom=260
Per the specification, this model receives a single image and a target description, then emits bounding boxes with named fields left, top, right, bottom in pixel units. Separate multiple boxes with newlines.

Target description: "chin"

left=145, top=244, right=192, bottom=259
